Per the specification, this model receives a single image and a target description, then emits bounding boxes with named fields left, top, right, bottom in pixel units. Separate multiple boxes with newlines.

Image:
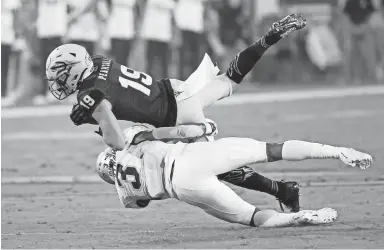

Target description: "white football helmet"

left=96, top=148, right=116, bottom=185
left=46, top=44, right=94, bottom=100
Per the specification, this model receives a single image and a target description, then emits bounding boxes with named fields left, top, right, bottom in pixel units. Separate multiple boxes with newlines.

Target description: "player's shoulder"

left=77, top=55, right=112, bottom=100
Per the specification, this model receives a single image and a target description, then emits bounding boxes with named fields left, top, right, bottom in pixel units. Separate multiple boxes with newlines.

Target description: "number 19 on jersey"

left=119, top=65, right=153, bottom=96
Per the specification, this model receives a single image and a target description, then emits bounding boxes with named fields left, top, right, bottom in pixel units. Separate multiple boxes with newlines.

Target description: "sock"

left=225, top=37, right=270, bottom=84
left=254, top=210, right=304, bottom=228
left=282, top=140, right=340, bottom=161
left=217, top=166, right=280, bottom=197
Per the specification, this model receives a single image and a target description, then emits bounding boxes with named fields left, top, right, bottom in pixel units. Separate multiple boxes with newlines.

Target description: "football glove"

left=70, top=102, right=98, bottom=126
left=70, top=89, right=106, bottom=126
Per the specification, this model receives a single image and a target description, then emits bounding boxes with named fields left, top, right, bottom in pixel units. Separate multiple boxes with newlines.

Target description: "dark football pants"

left=40, top=37, right=63, bottom=95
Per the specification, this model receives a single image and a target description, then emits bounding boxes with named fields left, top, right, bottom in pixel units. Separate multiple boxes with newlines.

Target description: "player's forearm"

left=91, top=100, right=125, bottom=150
left=93, top=113, right=125, bottom=150
left=152, top=124, right=209, bottom=141
left=99, top=123, right=124, bottom=150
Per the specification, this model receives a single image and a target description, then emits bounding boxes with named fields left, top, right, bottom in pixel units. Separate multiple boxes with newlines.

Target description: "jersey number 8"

left=119, top=65, right=153, bottom=96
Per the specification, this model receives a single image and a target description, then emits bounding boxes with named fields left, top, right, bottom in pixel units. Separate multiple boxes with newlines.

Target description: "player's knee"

left=266, top=143, right=284, bottom=162
left=251, top=209, right=279, bottom=227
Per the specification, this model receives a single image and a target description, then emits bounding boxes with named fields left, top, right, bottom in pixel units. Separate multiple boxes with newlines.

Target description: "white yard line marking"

left=2, top=105, right=71, bottom=119
left=220, top=85, right=384, bottom=105
left=0, top=172, right=374, bottom=185
left=2, top=85, right=384, bottom=119
left=2, top=132, right=97, bottom=141
left=1, top=175, right=101, bottom=184
left=2, top=109, right=382, bottom=141
left=2, top=180, right=383, bottom=203
left=3, top=218, right=384, bottom=237
left=2, top=201, right=384, bottom=237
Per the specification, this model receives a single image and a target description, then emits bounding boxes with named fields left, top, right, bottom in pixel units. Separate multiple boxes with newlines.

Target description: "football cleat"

left=267, top=13, right=307, bottom=39
left=339, top=148, right=373, bottom=169
left=296, top=208, right=338, bottom=225
left=277, top=181, right=300, bottom=213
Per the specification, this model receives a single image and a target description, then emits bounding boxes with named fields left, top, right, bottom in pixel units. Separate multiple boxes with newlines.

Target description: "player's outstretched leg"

left=195, top=14, right=307, bottom=109
left=172, top=141, right=337, bottom=227
left=225, top=13, right=307, bottom=85
left=271, top=140, right=373, bottom=169
left=217, top=166, right=300, bottom=212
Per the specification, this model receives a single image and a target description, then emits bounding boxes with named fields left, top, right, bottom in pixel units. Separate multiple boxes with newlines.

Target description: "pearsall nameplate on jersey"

left=98, top=59, right=112, bottom=80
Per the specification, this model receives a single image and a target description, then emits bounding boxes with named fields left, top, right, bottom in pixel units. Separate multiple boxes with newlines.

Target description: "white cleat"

left=298, top=208, right=338, bottom=225
left=291, top=208, right=338, bottom=226
left=339, top=148, right=373, bottom=169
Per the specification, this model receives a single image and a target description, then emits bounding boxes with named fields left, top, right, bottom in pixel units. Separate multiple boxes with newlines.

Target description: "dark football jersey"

left=77, top=55, right=177, bottom=128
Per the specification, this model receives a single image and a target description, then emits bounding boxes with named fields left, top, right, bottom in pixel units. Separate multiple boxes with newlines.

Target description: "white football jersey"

left=114, top=124, right=187, bottom=208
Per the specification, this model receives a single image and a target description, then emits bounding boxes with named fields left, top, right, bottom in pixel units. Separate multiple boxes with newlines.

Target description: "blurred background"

left=1, top=0, right=383, bottom=107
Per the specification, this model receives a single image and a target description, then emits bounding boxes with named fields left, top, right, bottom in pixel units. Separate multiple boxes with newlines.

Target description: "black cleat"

left=268, top=13, right=307, bottom=38
left=276, top=181, right=300, bottom=213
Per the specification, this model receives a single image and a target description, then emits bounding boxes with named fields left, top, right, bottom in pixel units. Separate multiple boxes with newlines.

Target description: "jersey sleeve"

left=77, top=88, right=107, bottom=115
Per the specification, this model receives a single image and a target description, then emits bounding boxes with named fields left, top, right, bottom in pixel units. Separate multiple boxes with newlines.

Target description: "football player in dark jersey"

left=45, top=14, right=306, bottom=212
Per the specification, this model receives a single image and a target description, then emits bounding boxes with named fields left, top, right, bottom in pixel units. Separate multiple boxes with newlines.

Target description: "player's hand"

left=70, top=103, right=98, bottom=126
left=204, top=118, right=219, bottom=137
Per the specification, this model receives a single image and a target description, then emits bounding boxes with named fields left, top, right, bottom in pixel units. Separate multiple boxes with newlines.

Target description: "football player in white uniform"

left=95, top=122, right=372, bottom=227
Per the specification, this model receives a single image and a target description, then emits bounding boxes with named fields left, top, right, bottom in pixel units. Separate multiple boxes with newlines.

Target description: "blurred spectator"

left=371, top=0, right=384, bottom=80
left=33, top=0, right=68, bottom=105
left=2, top=0, right=41, bottom=108
left=340, top=0, right=378, bottom=84
left=141, top=0, right=175, bottom=79
left=306, top=21, right=342, bottom=72
left=66, top=0, right=109, bottom=55
left=175, top=0, right=206, bottom=80
left=1, top=0, right=21, bottom=97
left=108, top=0, right=137, bottom=65
left=206, top=0, right=252, bottom=72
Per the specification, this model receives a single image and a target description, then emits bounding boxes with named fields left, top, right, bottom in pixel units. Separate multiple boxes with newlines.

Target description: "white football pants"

left=171, top=138, right=267, bottom=225
left=170, top=54, right=235, bottom=125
